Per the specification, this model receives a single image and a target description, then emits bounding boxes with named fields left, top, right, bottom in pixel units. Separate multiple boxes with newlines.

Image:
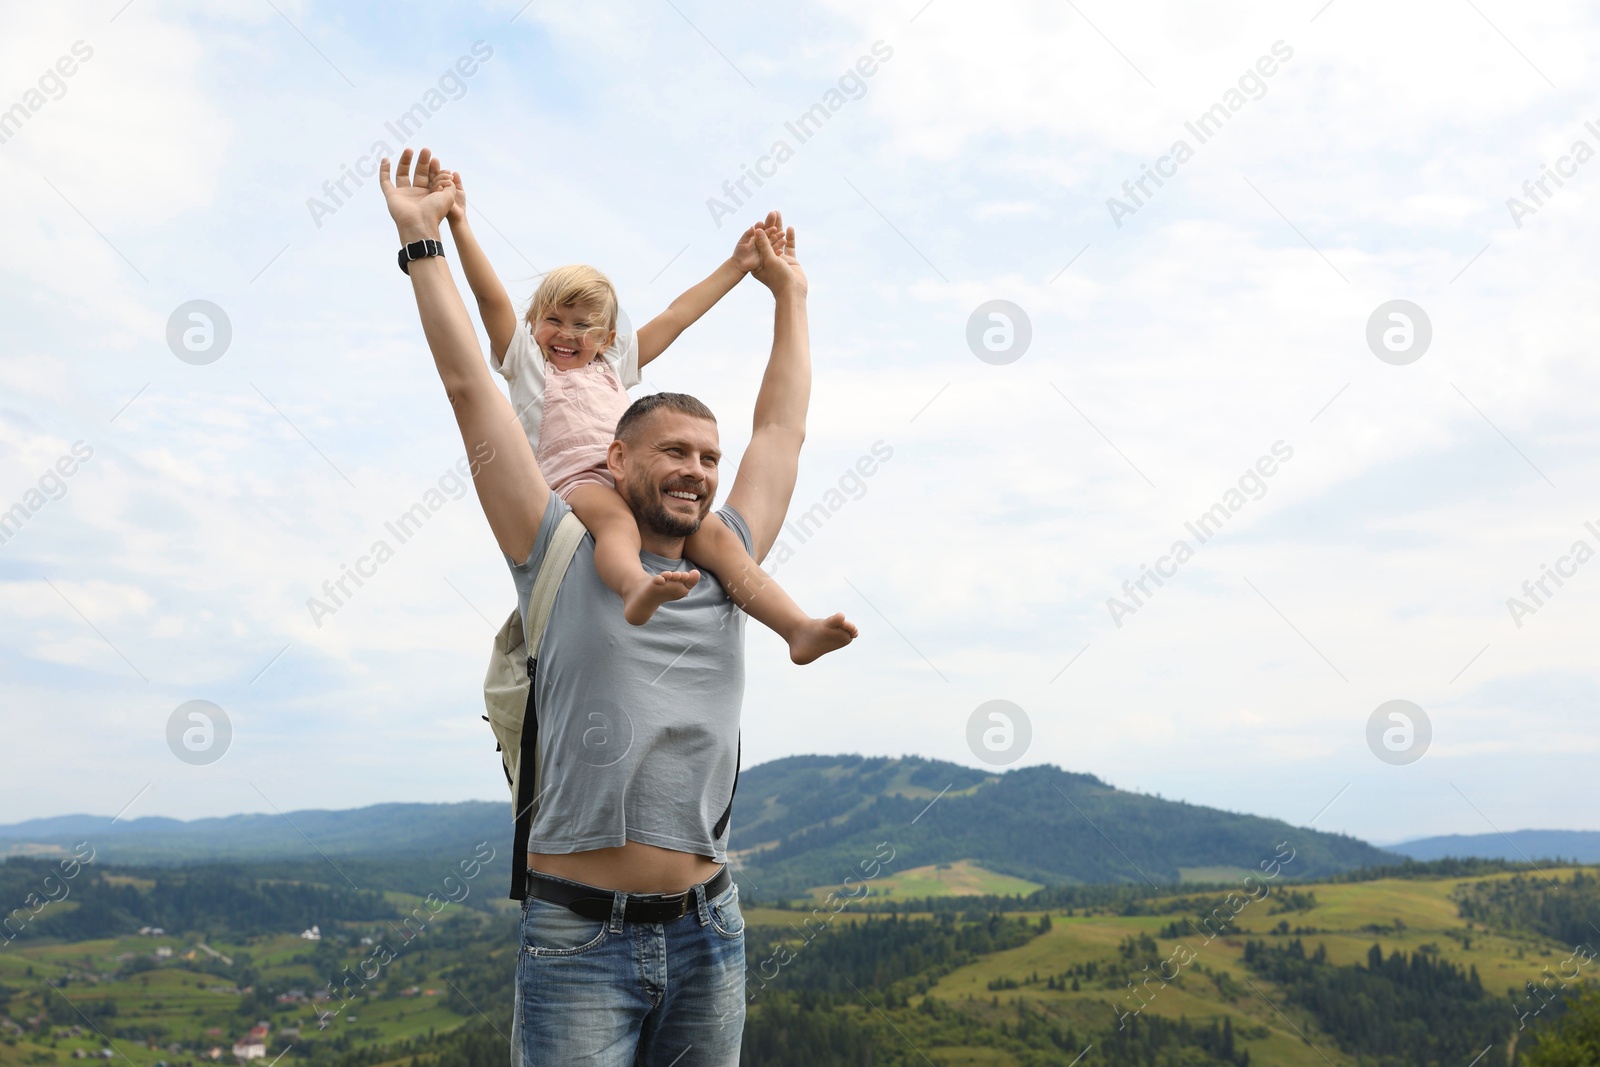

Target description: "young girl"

left=443, top=172, right=855, bottom=664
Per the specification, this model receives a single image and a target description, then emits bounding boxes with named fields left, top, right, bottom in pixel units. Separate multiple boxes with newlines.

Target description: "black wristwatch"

left=398, top=238, right=445, bottom=274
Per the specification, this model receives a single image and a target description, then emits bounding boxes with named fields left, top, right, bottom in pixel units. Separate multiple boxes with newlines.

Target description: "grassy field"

left=801, top=859, right=1043, bottom=903
left=1177, top=865, right=1257, bottom=883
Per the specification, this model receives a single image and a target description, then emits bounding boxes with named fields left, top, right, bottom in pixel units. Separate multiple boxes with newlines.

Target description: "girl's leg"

left=567, top=484, right=699, bottom=625
left=685, top=519, right=857, bottom=665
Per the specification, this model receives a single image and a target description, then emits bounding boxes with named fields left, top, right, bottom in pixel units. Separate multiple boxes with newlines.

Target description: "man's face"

left=610, top=409, right=721, bottom=539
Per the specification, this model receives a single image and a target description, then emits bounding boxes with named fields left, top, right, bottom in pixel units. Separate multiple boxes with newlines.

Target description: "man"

left=379, top=148, right=850, bottom=1065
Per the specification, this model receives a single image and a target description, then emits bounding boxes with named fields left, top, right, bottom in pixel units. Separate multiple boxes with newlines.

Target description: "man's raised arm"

left=725, top=223, right=809, bottom=564
left=380, top=148, right=551, bottom=563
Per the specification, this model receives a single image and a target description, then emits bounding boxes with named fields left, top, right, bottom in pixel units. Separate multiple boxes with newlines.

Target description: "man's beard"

left=621, top=476, right=708, bottom=540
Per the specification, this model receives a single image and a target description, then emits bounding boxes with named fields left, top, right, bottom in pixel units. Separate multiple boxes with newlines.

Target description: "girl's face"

left=532, top=302, right=615, bottom=369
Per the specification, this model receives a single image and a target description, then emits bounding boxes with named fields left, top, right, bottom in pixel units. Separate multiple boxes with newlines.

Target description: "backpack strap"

left=524, top=510, right=589, bottom=654
left=712, top=732, right=740, bottom=840
left=508, top=509, right=588, bottom=900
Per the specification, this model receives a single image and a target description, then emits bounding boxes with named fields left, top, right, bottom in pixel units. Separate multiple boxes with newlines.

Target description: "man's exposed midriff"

left=529, top=840, right=723, bottom=894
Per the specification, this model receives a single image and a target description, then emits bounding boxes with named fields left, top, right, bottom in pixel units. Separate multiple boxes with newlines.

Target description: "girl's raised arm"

left=443, top=170, right=520, bottom=366
left=635, top=211, right=783, bottom=369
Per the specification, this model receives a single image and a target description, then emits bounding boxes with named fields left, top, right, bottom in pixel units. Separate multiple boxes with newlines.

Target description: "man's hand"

left=731, top=209, right=784, bottom=274
left=750, top=224, right=806, bottom=298
left=379, top=147, right=455, bottom=242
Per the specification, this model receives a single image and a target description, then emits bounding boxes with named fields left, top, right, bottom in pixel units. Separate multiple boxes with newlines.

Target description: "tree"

left=1522, top=985, right=1600, bottom=1067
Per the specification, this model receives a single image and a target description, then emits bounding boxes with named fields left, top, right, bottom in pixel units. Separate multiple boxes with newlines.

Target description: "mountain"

left=727, top=755, right=1401, bottom=897
left=0, top=800, right=506, bottom=863
left=1388, top=829, right=1600, bottom=863
left=0, top=755, right=1403, bottom=896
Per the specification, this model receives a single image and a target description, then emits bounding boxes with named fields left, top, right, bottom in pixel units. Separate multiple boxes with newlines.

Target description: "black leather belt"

left=525, top=864, right=731, bottom=923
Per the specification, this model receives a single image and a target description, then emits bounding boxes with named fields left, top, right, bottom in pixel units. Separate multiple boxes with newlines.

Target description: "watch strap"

left=398, top=238, right=445, bottom=274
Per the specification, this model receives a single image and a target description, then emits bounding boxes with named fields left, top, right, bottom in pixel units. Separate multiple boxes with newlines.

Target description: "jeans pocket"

left=709, top=883, right=744, bottom=940
left=522, top=896, right=610, bottom=957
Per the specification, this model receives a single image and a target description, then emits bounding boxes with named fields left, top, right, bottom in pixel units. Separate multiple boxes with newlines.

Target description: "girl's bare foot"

left=623, top=570, right=701, bottom=625
left=788, top=612, right=859, bottom=665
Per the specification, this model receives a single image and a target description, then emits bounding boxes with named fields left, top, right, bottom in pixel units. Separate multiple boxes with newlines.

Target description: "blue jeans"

left=511, top=868, right=746, bottom=1066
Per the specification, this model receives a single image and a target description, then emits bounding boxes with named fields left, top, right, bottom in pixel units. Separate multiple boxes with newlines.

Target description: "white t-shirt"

left=491, top=308, right=642, bottom=446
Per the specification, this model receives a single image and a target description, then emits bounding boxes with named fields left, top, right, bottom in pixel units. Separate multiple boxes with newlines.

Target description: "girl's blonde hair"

left=525, top=264, right=619, bottom=332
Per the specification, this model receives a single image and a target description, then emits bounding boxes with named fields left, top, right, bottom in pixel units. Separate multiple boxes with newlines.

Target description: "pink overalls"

left=535, top=358, right=632, bottom=500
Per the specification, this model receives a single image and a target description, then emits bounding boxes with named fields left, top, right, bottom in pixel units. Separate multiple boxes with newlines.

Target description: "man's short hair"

left=615, top=392, right=716, bottom=443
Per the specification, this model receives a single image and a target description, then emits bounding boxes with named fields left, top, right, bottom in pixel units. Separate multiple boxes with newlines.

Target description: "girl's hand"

left=750, top=224, right=805, bottom=298
left=379, top=147, right=455, bottom=240
left=731, top=224, right=761, bottom=273
left=732, top=209, right=784, bottom=273
left=446, top=169, right=467, bottom=225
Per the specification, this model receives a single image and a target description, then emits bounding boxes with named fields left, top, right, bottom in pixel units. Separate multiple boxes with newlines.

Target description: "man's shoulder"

left=505, top=490, right=569, bottom=574
left=716, top=504, right=753, bottom=555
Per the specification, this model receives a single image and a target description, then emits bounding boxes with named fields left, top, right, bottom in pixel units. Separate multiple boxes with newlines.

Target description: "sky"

left=2, top=0, right=1597, bottom=851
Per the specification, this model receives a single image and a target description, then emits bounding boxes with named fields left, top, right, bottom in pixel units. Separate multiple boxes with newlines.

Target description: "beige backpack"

left=481, top=510, right=588, bottom=899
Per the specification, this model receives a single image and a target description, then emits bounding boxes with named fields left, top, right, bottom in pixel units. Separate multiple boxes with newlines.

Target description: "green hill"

left=0, top=802, right=504, bottom=865
left=731, top=755, right=1400, bottom=898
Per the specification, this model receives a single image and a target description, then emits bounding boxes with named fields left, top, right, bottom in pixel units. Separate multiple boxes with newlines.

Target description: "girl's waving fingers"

left=447, top=171, right=467, bottom=222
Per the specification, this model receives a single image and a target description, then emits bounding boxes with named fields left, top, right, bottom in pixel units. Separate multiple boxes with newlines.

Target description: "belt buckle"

left=631, top=889, right=689, bottom=922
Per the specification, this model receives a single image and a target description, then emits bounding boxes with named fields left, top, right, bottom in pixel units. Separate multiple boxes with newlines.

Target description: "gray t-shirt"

left=506, top=491, right=748, bottom=862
